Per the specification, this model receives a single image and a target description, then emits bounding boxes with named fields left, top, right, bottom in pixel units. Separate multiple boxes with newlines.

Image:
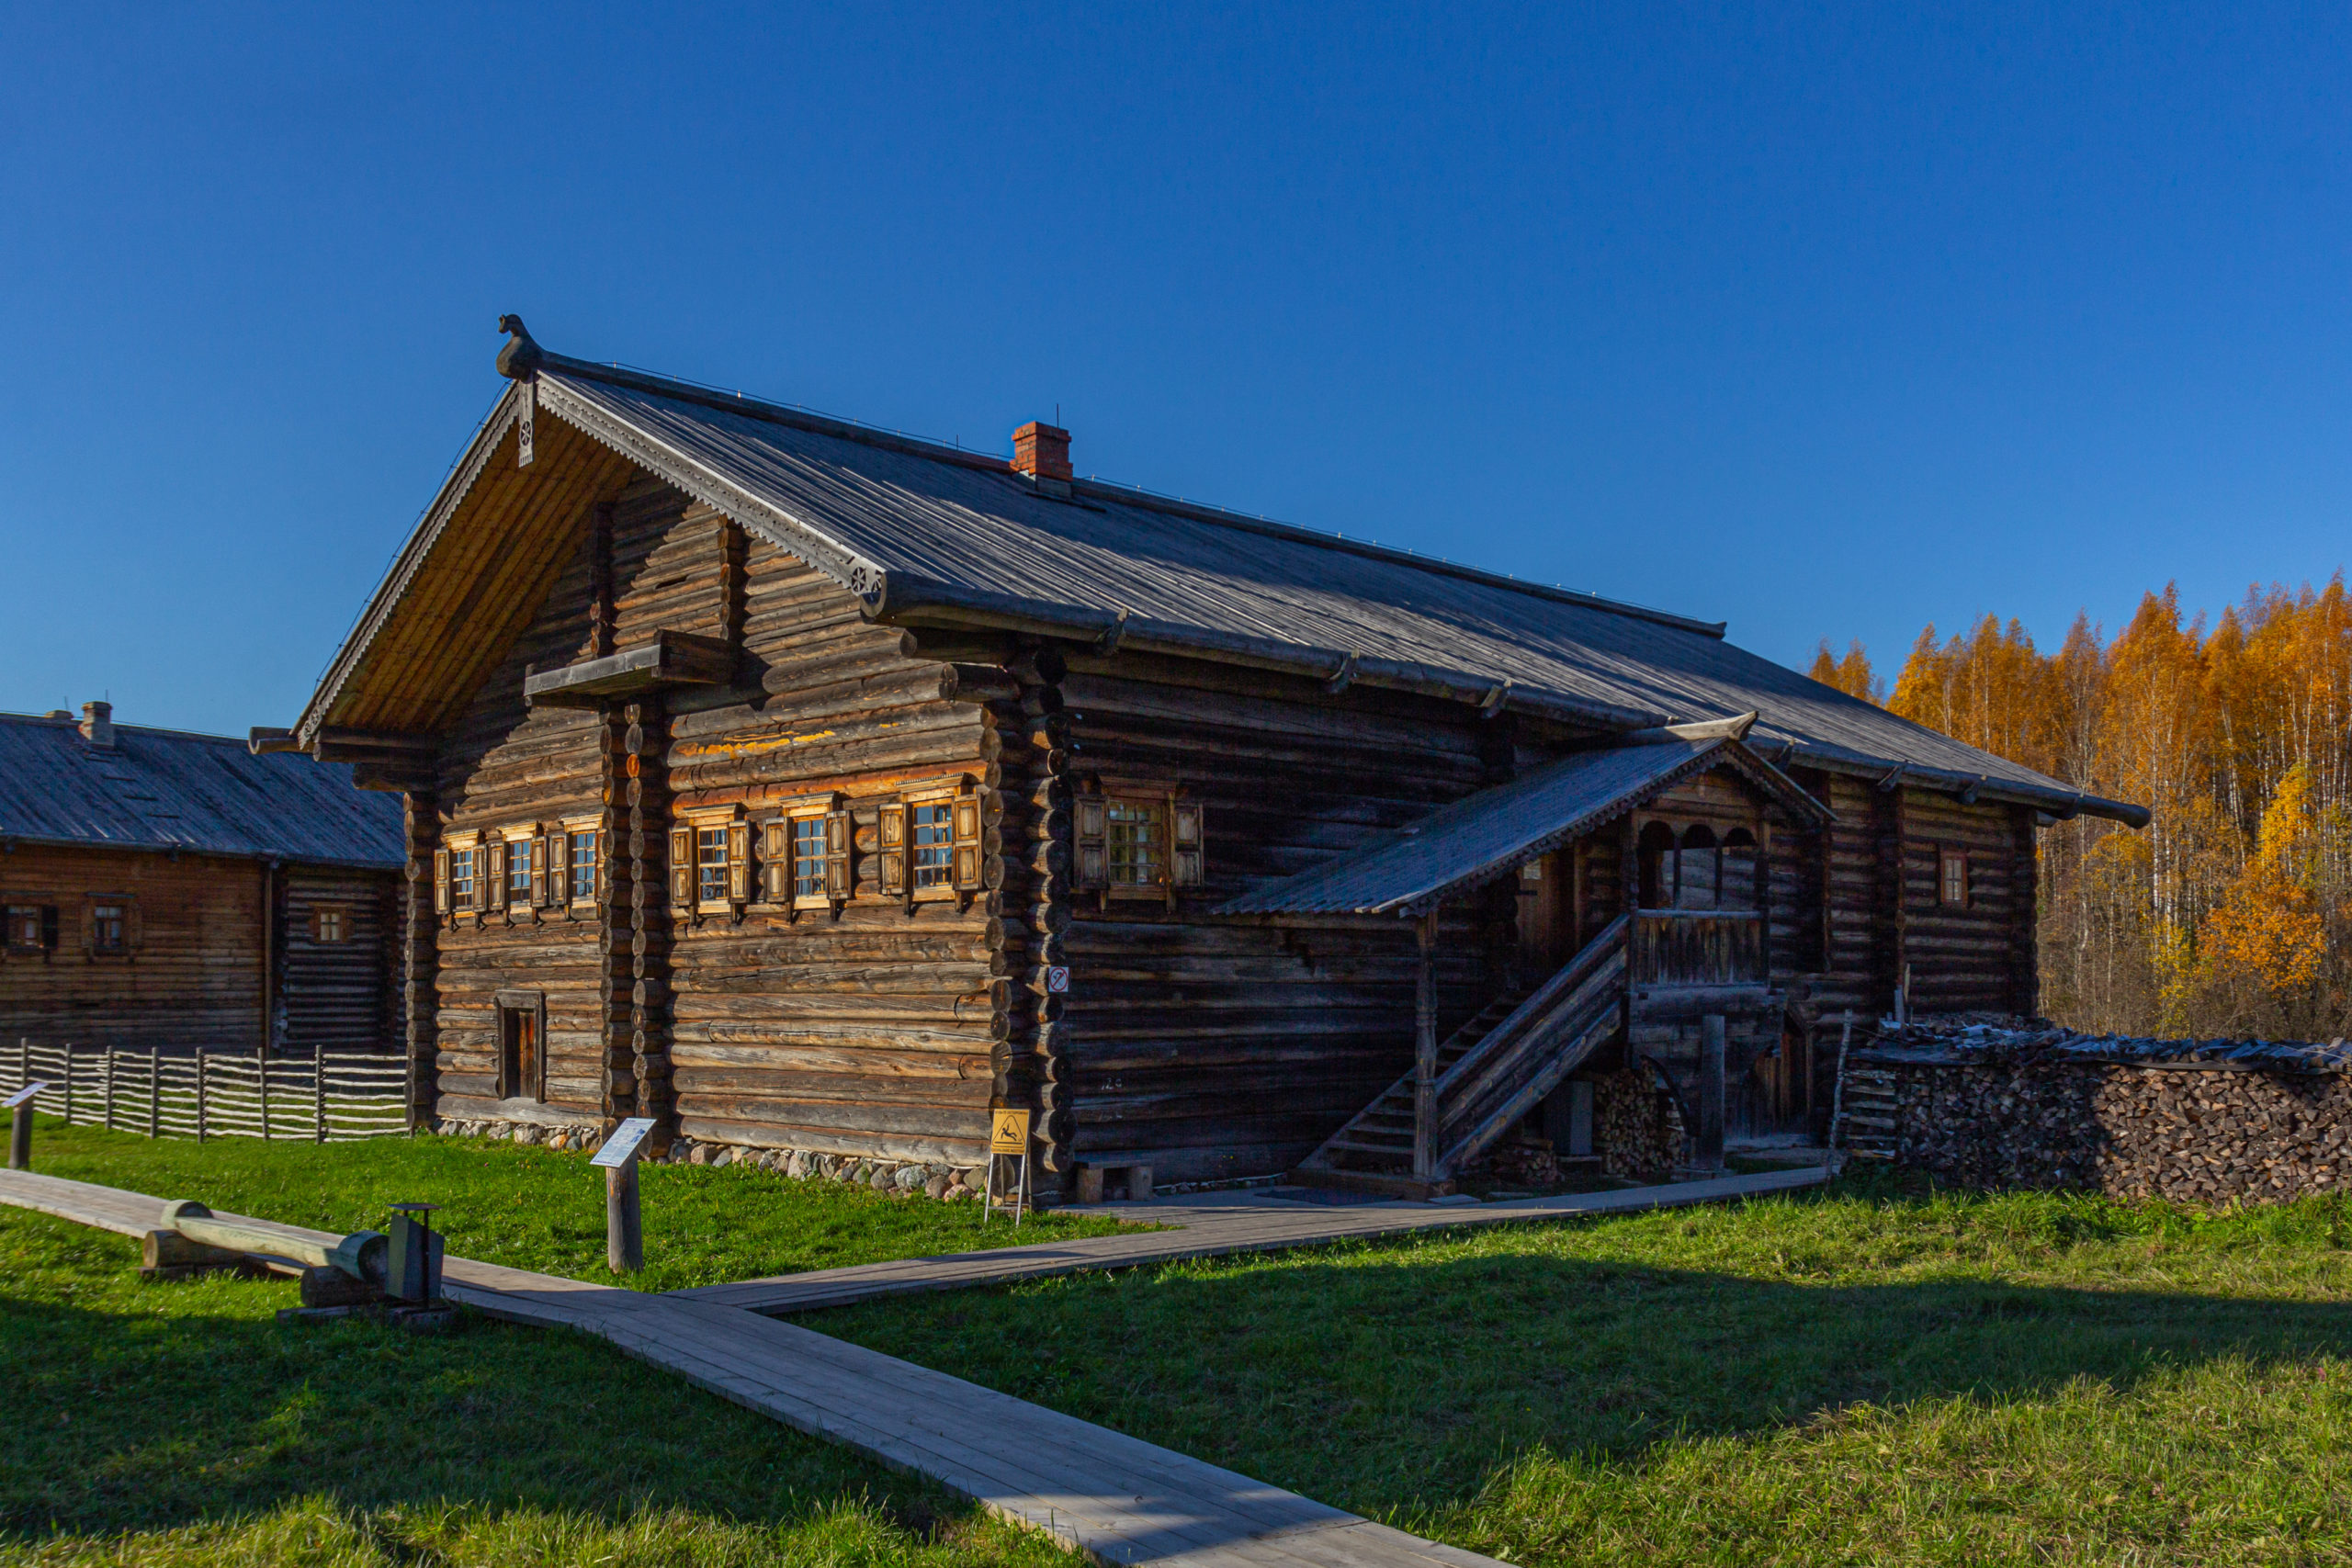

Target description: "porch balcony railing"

left=1630, top=908, right=1765, bottom=988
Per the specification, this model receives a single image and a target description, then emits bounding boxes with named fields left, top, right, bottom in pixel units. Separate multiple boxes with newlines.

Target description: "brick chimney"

left=1011, top=421, right=1073, bottom=492
left=80, top=700, right=114, bottom=748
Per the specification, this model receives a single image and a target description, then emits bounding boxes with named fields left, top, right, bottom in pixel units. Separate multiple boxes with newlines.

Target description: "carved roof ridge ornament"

left=496, top=314, right=545, bottom=379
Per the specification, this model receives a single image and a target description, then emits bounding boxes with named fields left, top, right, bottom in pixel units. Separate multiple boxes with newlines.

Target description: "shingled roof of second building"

left=0, top=712, right=403, bottom=867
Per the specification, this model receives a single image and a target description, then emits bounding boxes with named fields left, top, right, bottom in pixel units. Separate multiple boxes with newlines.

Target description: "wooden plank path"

left=0, top=1167, right=1495, bottom=1565
left=679, top=1164, right=1832, bottom=1314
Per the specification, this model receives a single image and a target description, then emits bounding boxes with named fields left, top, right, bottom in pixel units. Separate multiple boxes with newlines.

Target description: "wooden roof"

left=1219, top=728, right=1833, bottom=918
left=0, top=713, right=403, bottom=868
left=295, top=332, right=2149, bottom=828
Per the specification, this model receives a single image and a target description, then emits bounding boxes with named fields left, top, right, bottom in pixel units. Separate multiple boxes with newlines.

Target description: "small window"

left=311, top=905, right=348, bottom=943
left=449, top=848, right=476, bottom=910
left=1636, top=821, right=1678, bottom=908
left=696, top=828, right=729, bottom=904
left=910, top=802, right=956, bottom=889
left=1107, top=799, right=1166, bottom=887
left=508, top=839, right=534, bottom=901
left=792, top=816, right=828, bottom=901
left=1939, top=848, right=1969, bottom=909
left=6, top=905, right=53, bottom=954
left=90, top=903, right=126, bottom=955
left=570, top=830, right=599, bottom=902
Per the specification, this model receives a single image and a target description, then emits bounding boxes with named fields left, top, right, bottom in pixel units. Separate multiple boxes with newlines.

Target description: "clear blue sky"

left=5, top=5, right=2347, bottom=736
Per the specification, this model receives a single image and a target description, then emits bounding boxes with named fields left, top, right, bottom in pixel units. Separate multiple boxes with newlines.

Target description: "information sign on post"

left=594, top=1117, right=656, bottom=1273
left=6, top=1081, right=46, bottom=1172
left=984, top=1108, right=1033, bottom=1225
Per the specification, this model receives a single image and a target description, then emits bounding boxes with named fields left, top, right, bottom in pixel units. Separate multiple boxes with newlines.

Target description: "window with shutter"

left=1939, top=848, right=1970, bottom=909
left=824, top=810, right=853, bottom=898
left=727, top=821, right=751, bottom=902
left=4, top=905, right=43, bottom=954
left=1172, top=801, right=1204, bottom=887
left=433, top=850, right=450, bottom=914
left=952, top=795, right=984, bottom=891
left=669, top=827, right=694, bottom=907
left=1074, top=795, right=1107, bottom=890
left=88, top=898, right=126, bottom=956
left=877, top=803, right=908, bottom=896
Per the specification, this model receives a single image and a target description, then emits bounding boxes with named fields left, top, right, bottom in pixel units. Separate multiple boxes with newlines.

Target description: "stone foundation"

left=1860, top=1022, right=2352, bottom=1205
left=431, top=1119, right=988, bottom=1202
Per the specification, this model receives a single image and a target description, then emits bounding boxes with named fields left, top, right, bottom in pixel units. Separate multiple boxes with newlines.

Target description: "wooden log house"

left=0, top=703, right=404, bottom=1056
left=277, top=318, right=2149, bottom=1191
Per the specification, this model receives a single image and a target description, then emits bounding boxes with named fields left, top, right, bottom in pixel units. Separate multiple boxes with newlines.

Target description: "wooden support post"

left=62, top=1043, right=73, bottom=1125
left=196, top=1051, right=207, bottom=1144
left=606, top=1158, right=643, bottom=1274
left=1695, top=1012, right=1726, bottom=1175
left=104, top=1047, right=116, bottom=1132
left=258, top=1044, right=270, bottom=1141
left=1412, top=909, right=1440, bottom=1181
left=16, top=1038, right=26, bottom=1092
left=148, top=1045, right=160, bottom=1138
left=313, top=1041, right=326, bottom=1143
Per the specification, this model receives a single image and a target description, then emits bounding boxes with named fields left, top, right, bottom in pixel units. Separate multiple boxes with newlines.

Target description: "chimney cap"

left=80, top=700, right=114, bottom=748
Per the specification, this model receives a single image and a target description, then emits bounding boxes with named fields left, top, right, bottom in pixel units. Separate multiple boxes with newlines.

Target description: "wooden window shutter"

left=877, top=803, right=908, bottom=896
left=433, top=850, right=450, bottom=915
left=761, top=821, right=790, bottom=901
left=952, top=795, right=984, bottom=891
left=1074, top=795, right=1108, bottom=891
left=79, top=895, right=96, bottom=957
left=594, top=830, right=609, bottom=902
left=669, top=827, right=694, bottom=906
left=824, top=810, right=853, bottom=898
left=727, top=821, right=752, bottom=902
left=485, top=840, right=507, bottom=911
left=125, top=898, right=143, bottom=952
left=531, top=833, right=550, bottom=907
left=1172, top=801, right=1204, bottom=887
left=40, top=906, right=58, bottom=953
left=544, top=830, right=567, bottom=906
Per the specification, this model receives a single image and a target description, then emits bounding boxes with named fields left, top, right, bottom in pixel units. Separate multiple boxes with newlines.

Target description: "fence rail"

left=2, top=1039, right=409, bottom=1144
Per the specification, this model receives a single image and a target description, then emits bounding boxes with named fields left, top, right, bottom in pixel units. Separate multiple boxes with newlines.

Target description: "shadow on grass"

left=811, top=1191, right=2352, bottom=1520
left=0, top=1219, right=986, bottom=1550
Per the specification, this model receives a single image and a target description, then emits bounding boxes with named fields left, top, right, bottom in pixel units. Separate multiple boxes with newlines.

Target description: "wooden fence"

left=1, top=1039, right=409, bottom=1143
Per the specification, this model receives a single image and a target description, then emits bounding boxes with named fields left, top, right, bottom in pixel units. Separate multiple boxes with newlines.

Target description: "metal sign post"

left=592, top=1117, right=656, bottom=1273
left=6, top=1082, right=46, bottom=1171
left=982, top=1108, right=1033, bottom=1225
left=384, top=1202, right=445, bottom=1304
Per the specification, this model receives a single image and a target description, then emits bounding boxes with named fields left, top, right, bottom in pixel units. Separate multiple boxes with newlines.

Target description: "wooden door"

left=1515, top=851, right=1576, bottom=972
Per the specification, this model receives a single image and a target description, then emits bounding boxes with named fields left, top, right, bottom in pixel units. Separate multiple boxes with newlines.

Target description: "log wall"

left=1054, top=655, right=1547, bottom=1186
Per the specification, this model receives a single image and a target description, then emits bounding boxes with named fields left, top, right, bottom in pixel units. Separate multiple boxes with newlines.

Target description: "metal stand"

left=982, top=1152, right=1031, bottom=1225
left=9, top=1102, right=31, bottom=1171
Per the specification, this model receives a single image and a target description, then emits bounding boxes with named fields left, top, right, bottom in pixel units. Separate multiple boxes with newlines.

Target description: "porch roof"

left=1216, top=728, right=1831, bottom=919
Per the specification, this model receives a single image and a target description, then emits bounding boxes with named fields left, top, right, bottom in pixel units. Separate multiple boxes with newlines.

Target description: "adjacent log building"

left=277, top=319, right=2149, bottom=1192
left=0, top=703, right=404, bottom=1055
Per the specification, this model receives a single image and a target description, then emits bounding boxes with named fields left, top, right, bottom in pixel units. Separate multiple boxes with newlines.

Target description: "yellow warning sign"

left=989, top=1109, right=1032, bottom=1155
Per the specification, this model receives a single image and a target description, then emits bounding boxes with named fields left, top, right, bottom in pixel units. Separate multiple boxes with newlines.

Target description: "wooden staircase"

left=1296, top=915, right=1630, bottom=1197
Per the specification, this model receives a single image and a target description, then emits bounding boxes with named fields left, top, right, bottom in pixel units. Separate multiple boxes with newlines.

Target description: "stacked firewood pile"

left=1593, top=1068, right=1684, bottom=1181
left=1858, top=1021, right=2352, bottom=1203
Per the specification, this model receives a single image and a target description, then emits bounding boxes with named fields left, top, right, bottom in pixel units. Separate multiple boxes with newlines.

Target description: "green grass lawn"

left=0, top=1209, right=1070, bottom=1566
left=0, top=1119, right=1129, bottom=1565
left=11, top=1116, right=1124, bottom=1291
left=810, top=1170, right=2352, bottom=1567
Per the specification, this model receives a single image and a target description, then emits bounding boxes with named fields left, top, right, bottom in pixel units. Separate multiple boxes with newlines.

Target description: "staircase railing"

left=1430, top=914, right=1629, bottom=1179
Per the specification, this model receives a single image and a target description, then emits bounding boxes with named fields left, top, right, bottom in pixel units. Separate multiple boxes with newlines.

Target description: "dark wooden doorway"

left=1515, top=850, right=1578, bottom=973
left=495, top=990, right=544, bottom=1102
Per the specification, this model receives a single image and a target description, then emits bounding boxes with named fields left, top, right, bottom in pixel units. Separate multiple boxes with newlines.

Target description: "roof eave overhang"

left=0, top=831, right=401, bottom=871
left=1753, top=742, right=2151, bottom=829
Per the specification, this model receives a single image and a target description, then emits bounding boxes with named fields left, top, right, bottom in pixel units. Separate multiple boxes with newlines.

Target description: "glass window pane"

left=571, top=831, right=598, bottom=901
left=793, top=818, right=827, bottom=899
left=1107, top=800, right=1165, bottom=886
left=697, top=828, right=729, bottom=902
left=911, top=804, right=955, bottom=888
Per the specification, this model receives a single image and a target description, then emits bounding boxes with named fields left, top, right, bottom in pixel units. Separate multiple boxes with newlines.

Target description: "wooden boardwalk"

left=679, top=1164, right=1831, bottom=1314
left=0, top=1163, right=1827, bottom=1565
